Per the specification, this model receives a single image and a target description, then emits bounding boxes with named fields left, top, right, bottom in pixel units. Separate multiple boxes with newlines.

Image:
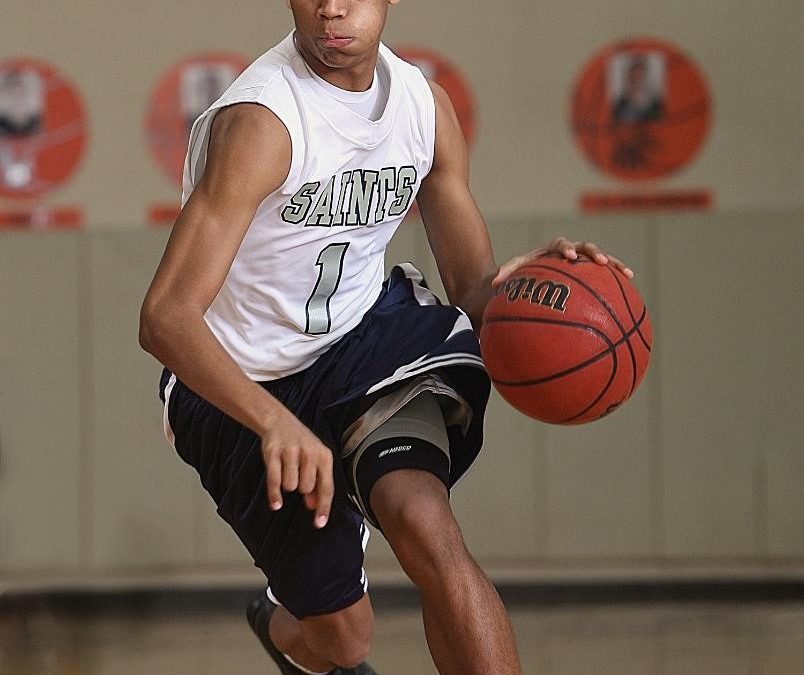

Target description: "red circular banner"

left=393, top=46, right=476, bottom=149
left=570, top=38, right=711, bottom=181
left=0, top=58, right=87, bottom=199
left=146, top=53, right=248, bottom=186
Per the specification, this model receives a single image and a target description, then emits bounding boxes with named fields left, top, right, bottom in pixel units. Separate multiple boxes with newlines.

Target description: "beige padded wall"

left=655, top=213, right=804, bottom=559
left=0, top=233, right=82, bottom=575
left=0, top=213, right=802, bottom=585
left=1, top=1, right=803, bottom=222
left=87, top=231, right=198, bottom=571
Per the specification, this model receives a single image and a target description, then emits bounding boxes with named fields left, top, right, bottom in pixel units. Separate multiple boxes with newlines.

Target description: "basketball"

left=480, top=254, right=652, bottom=424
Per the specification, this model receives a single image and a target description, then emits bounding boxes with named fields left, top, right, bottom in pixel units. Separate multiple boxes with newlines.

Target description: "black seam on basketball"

left=483, top=314, right=612, bottom=340
left=562, top=344, right=618, bottom=423
left=485, top=314, right=646, bottom=387
left=484, top=316, right=615, bottom=385
left=526, top=262, right=631, bottom=340
left=606, top=266, right=652, bottom=352
left=591, top=267, right=638, bottom=396
left=481, top=316, right=620, bottom=378
left=603, top=268, right=647, bottom=397
left=525, top=262, right=641, bottom=393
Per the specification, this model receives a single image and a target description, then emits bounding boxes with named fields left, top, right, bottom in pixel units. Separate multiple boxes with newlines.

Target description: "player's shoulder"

left=422, top=79, right=460, bottom=135
left=379, top=43, right=417, bottom=74
left=231, top=38, right=297, bottom=91
left=208, top=36, right=306, bottom=138
left=212, top=100, right=287, bottom=138
left=220, top=34, right=300, bottom=106
left=379, top=43, right=432, bottom=91
left=424, top=79, right=451, bottom=110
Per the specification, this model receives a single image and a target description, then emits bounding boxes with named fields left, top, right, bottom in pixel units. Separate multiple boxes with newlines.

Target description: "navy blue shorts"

left=160, top=264, right=490, bottom=619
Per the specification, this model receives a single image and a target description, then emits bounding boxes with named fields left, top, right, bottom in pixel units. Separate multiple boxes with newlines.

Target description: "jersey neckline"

left=282, top=32, right=400, bottom=149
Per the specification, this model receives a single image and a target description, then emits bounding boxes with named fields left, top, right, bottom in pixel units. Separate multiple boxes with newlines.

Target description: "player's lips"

left=318, top=35, right=354, bottom=48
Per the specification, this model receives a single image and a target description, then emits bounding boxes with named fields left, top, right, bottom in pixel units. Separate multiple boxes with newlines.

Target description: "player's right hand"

left=260, top=409, right=334, bottom=529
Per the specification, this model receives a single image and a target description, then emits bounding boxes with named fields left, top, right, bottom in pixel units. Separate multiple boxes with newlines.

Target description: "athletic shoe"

left=246, top=591, right=379, bottom=675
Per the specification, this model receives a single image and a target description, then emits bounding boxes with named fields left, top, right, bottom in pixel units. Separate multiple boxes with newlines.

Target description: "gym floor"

left=2, top=592, right=803, bottom=674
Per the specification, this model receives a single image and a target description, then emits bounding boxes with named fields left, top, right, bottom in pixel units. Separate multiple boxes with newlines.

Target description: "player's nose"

left=317, top=0, right=347, bottom=20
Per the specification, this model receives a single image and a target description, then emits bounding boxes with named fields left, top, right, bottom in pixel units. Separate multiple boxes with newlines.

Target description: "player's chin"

left=308, top=47, right=345, bottom=67
left=316, top=41, right=369, bottom=61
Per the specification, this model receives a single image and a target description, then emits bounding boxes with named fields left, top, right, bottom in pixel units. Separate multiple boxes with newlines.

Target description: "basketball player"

left=140, top=2, right=631, bottom=674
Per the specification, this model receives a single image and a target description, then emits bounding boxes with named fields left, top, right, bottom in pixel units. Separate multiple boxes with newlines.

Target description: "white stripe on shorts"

left=365, top=352, right=485, bottom=396
left=162, top=373, right=178, bottom=447
left=398, top=262, right=438, bottom=307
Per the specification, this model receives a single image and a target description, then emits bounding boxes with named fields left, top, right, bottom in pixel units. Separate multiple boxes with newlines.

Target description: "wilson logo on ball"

left=496, top=276, right=571, bottom=313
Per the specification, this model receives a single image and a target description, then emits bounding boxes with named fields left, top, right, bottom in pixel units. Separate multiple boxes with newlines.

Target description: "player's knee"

left=374, top=477, right=468, bottom=585
left=302, top=599, right=373, bottom=668
left=330, top=635, right=372, bottom=669
left=308, top=622, right=371, bottom=668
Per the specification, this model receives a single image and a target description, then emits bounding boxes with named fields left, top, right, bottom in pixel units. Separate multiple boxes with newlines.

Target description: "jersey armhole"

left=422, top=78, right=437, bottom=178
left=182, top=83, right=302, bottom=204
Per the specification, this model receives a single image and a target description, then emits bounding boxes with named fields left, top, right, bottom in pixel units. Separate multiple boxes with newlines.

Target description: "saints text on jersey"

left=281, top=165, right=418, bottom=228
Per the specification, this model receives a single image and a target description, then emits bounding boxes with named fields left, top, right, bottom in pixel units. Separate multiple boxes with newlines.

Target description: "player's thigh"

left=346, top=390, right=451, bottom=526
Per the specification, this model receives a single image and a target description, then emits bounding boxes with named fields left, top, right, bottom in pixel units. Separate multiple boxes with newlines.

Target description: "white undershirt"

left=305, top=60, right=391, bottom=121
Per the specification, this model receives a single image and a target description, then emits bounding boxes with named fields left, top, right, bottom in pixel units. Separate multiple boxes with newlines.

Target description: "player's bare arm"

left=416, top=81, right=498, bottom=331
left=418, top=82, right=632, bottom=330
left=139, top=103, right=334, bottom=528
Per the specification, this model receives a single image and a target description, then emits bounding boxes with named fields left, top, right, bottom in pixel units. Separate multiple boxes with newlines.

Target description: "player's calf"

left=249, top=591, right=375, bottom=673
left=298, top=597, right=374, bottom=669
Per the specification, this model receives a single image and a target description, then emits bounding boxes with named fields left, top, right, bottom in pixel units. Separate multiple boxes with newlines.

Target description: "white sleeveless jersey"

left=182, top=33, right=436, bottom=381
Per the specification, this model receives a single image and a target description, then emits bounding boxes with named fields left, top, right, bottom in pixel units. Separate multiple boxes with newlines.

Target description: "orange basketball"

left=480, top=255, right=652, bottom=424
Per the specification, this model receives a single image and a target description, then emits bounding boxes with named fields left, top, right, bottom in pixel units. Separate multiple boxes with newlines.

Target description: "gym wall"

left=0, top=1, right=801, bottom=587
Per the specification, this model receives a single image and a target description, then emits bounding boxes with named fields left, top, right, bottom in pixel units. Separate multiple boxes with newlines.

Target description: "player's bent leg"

left=249, top=590, right=374, bottom=673
left=274, top=594, right=374, bottom=671
left=370, top=470, right=523, bottom=675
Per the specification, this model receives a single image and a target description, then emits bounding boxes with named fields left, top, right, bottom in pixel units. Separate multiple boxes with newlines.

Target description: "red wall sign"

left=146, top=53, right=248, bottom=187
left=394, top=46, right=476, bottom=149
left=0, top=58, right=87, bottom=200
left=571, top=37, right=711, bottom=182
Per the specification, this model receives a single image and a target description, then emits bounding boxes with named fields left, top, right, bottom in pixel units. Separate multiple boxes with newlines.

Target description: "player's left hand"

left=492, top=235, right=634, bottom=286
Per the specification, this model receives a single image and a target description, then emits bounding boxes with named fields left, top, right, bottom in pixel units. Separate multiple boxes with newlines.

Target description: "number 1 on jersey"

left=305, top=242, right=350, bottom=335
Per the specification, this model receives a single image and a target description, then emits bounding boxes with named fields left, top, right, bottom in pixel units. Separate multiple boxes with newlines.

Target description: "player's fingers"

left=264, top=447, right=283, bottom=511
left=574, top=240, right=607, bottom=264
left=546, top=235, right=577, bottom=260
left=606, top=254, right=634, bottom=278
left=298, top=453, right=318, bottom=497
left=281, top=448, right=300, bottom=493
left=312, top=453, right=334, bottom=529
left=493, top=249, right=546, bottom=285
left=492, top=255, right=527, bottom=286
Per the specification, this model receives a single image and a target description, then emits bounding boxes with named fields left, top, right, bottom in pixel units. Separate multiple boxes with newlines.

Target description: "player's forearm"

left=449, top=267, right=498, bottom=334
left=139, top=307, right=284, bottom=436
